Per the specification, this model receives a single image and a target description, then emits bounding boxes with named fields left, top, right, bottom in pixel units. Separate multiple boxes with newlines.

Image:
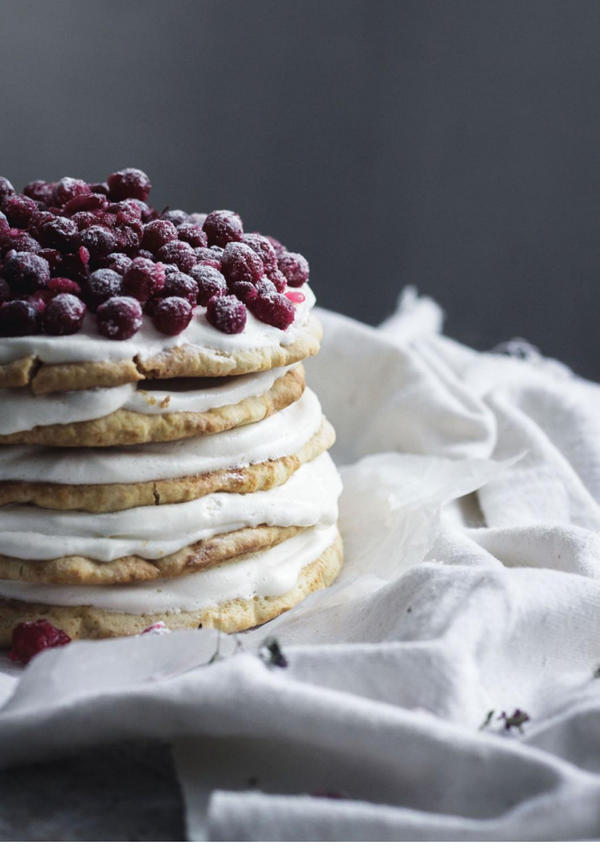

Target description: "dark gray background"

left=1, top=0, right=599, bottom=377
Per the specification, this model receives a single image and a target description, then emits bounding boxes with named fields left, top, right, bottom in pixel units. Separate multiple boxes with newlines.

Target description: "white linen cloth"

left=1, top=290, right=600, bottom=840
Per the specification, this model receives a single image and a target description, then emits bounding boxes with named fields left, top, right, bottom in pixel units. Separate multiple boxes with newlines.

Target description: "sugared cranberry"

left=2, top=230, right=41, bottom=254
left=89, top=181, right=109, bottom=196
left=0, top=212, right=9, bottom=239
left=105, top=252, right=132, bottom=275
left=122, top=257, right=164, bottom=302
left=141, top=219, right=178, bottom=253
left=278, top=251, right=309, bottom=287
left=71, top=211, right=99, bottom=231
left=265, top=235, right=287, bottom=257
left=285, top=290, right=306, bottom=303
left=249, top=290, right=295, bottom=329
left=156, top=239, right=196, bottom=272
left=161, top=268, right=198, bottom=305
left=24, top=180, right=54, bottom=206
left=109, top=199, right=143, bottom=220
left=62, top=192, right=106, bottom=217
left=221, top=242, right=264, bottom=284
left=48, top=277, right=82, bottom=296
left=53, top=177, right=90, bottom=207
left=96, top=295, right=142, bottom=339
left=3, top=251, right=50, bottom=293
left=190, top=264, right=227, bottom=305
left=194, top=246, right=221, bottom=269
left=79, top=225, right=117, bottom=258
left=4, top=194, right=38, bottom=228
left=0, top=177, right=15, bottom=207
left=114, top=219, right=143, bottom=252
left=42, top=293, right=86, bottom=335
left=268, top=267, right=288, bottom=292
left=256, top=277, right=277, bottom=295
left=128, top=199, right=154, bottom=222
left=161, top=208, right=189, bottom=226
left=107, top=168, right=151, bottom=202
left=206, top=294, right=247, bottom=334
left=83, top=268, right=122, bottom=310
left=8, top=619, right=71, bottom=664
left=153, top=296, right=193, bottom=335
left=203, top=209, right=243, bottom=247
left=229, top=280, right=257, bottom=304
left=177, top=222, right=207, bottom=248
left=0, top=299, right=40, bottom=336
left=242, top=233, right=278, bottom=274
left=189, top=212, right=207, bottom=227
left=79, top=245, right=90, bottom=264
left=38, top=215, right=78, bottom=250
left=137, top=248, right=154, bottom=260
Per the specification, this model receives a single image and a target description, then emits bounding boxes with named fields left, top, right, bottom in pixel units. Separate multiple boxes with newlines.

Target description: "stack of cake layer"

left=0, top=285, right=343, bottom=641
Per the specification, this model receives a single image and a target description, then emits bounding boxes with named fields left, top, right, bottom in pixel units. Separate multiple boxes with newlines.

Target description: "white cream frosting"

left=0, top=284, right=316, bottom=365
left=0, top=365, right=292, bottom=435
left=0, top=523, right=338, bottom=614
left=0, top=452, right=341, bottom=561
left=0, top=387, right=323, bottom=484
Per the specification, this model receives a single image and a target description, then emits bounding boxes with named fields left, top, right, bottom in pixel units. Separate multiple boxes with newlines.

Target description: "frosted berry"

left=96, top=295, right=142, bottom=339
left=249, top=291, right=295, bottom=329
left=190, top=264, right=227, bottom=305
left=203, top=209, right=243, bottom=247
left=122, top=257, right=164, bottom=302
left=0, top=176, right=15, bottom=207
left=110, top=199, right=143, bottom=220
left=161, top=268, right=198, bottom=305
left=42, top=293, right=86, bottom=335
left=189, top=212, right=207, bottom=227
left=177, top=222, right=207, bottom=247
left=156, top=239, right=196, bottom=272
left=48, top=277, right=82, bottom=296
left=153, top=296, right=193, bottom=335
left=106, top=253, right=132, bottom=275
left=79, top=225, right=117, bottom=258
left=194, top=246, right=221, bottom=269
left=53, top=177, right=90, bottom=207
left=84, top=268, right=122, bottom=310
left=107, top=168, right=151, bottom=202
left=0, top=299, right=40, bottom=336
left=206, top=294, right=247, bottom=334
left=38, top=215, right=78, bottom=250
left=278, top=251, right=309, bottom=287
left=221, top=242, right=264, bottom=283
left=62, top=192, right=106, bottom=217
left=229, top=280, right=257, bottom=304
left=161, top=209, right=189, bottom=226
left=3, top=251, right=50, bottom=293
left=4, top=194, right=38, bottom=228
left=268, top=267, right=288, bottom=292
left=265, top=234, right=287, bottom=257
left=141, top=219, right=178, bottom=253
left=2, top=230, right=40, bottom=254
left=256, top=277, right=277, bottom=295
left=242, top=233, right=278, bottom=274
left=71, top=211, right=99, bottom=231
left=8, top=619, right=71, bottom=664
left=114, top=219, right=143, bottom=252
left=24, top=180, right=54, bottom=206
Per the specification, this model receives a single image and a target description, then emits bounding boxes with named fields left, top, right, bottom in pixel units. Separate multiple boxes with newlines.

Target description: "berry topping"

left=83, top=268, right=123, bottom=310
left=277, top=251, right=309, bottom=287
left=285, top=289, right=306, bottom=303
left=268, top=267, right=288, bottom=292
left=177, top=222, right=207, bottom=247
left=38, top=215, right=78, bottom=251
left=229, top=279, right=258, bottom=304
left=0, top=299, right=40, bottom=336
left=161, top=268, right=198, bottom=305
left=8, top=619, right=71, bottom=664
left=3, top=194, right=38, bottom=228
left=3, top=251, right=50, bottom=292
left=190, top=264, right=227, bottom=305
left=96, top=295, right=142, bottom=339
left=249, top=290, right=295, bottom=329
left=122, top=257, right=164, bottom=302
left=42, top=293, right=86, bottom=335
left=242, top=233, right=278, bottom=274
left=194, top=246, right=221, bottom=269
left=48, top=277, right=82, bottom=296
left=141, top=219, right=178, bottom=253
left=0, top=176, right=15, bottom=207
left=53, top=177, right=90, bottom=207
left=79, top=224, right=117, bottom=258
left=156, top=239, right=196, bottom=272
left=23, top=180, right=54, bottom=206
left=206, top=294, right=247, bottom=334
left=107, top=168, right=151, bottom=202
left=221, top=242, right=264, bottom=283
left=153, top=296, right=193, bottom=335
left=105, top=252, right=132, bottom=275
left=161, top=209, right=189, bottom=226
left=203, top=209, right=243, bottom=247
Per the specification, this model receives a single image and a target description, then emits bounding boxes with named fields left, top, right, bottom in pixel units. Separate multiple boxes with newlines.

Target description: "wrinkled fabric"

left=1, top=292, right=600, bottom=840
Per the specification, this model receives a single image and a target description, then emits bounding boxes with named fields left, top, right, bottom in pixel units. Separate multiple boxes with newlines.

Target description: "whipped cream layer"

left=0, top=452, right=341, bottom=561
left=0, top=365, right=292, bottom=435
left=0, top=284, right=316, bottom=365
left=0, top=523, right=338, bottom=613
left=0, top=387, right=322, bottom=485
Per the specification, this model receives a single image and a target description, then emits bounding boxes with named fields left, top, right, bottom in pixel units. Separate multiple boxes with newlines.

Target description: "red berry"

left=53, top=177, right=90, bottom=207
left=229, top=280, right=257, bottom=304
left=107, top=168, right=151, bottom=202
left=3, top=251, right=50, bottom=292
left=28, top=290, right=51, bottom=313
left=268, top=268, right=288, bottom=292
left=161, top=268, right=198, bottom=305
left=0, top=176, right=15, bottom=207
left=0, top=299, right=40, bottom=336
left=285, top=290, right=306, bottom=303
left=190, top=264, right=227, bottom=305
left=142, top=219, right=178, bottom=253
left=78, top=245, right=90, bottom=264
left=3, top=194, right=38, bottom=228
left=221, top=242, right=264, bottom=283
left=206, top=294, right=247, bottom=334
left=8, top=619, right=71, bottom=664
left=23, top=180, right=54, bottom=206
left=71, top=211, right=98, bottom=231
left=114, top=219, right=143, bottom=252
left=277, top=251, right=309, bottom=287
left=79, top=225, right=117, bottom=258
left=249, top=291, right=295, bottom=329
left=2, top=230, right=41, bottom=254
left=48, top=277, right=82, bottom=296
left=42, top=293, right=86, bottom=335
left=177, top=222, right=207, bottom=247
left=156, top=239, right=196, bottom=272
left=83, top=268, right=123, bottom=310
left=105, top=252, right=132, bottom=275
left=194, top=246, right=221, bottom=269
left=242, top=233, right=278, bottom=274
left=203, top=209, right=243, bottom=247
left=153, top=296, right=193, bottom=335
left=62, top=192, right=106, bottom=217
left=122, top=257, right=164, bottom=302
left=161, top=209, right=189, bottom=226
left=96, top=295, right=142, bottom=339
left=38, top=215, right=78, bottom=251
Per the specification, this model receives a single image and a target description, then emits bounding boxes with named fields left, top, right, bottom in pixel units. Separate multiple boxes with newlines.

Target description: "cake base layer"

left=0, top=533, right=343, bottom=641
left=0, top=366, right=305, bottom=448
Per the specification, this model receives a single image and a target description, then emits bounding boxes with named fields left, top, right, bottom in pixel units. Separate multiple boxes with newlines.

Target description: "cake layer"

left=0, top=527, right=343, bottom=641
left=0, top=365, right=304, bottom=447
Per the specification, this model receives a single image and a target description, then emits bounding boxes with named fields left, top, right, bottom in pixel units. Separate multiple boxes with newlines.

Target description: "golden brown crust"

left=0, top=524, right=302, bottom=585
left=0, top=532, right=343, bottom=642
left=0, top=315, right=322, bottom=394
left=0, top=417, right=335, bottom=512
left=0, top=365, right=305, bottom=447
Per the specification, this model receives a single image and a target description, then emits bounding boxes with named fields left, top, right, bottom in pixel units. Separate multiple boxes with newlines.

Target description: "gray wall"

left=1, top=0, right=598, bottom=377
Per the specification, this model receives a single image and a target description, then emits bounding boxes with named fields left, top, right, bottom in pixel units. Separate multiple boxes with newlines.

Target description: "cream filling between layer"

left=0, top=387, right=323, bottom=484
left=0, top=284, right=316, bottom=365
left=0, top=365, right=292, bottom=435
left=0, top=523, right=339, bottom=614
left=0, top=452, right=341, bottom=561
